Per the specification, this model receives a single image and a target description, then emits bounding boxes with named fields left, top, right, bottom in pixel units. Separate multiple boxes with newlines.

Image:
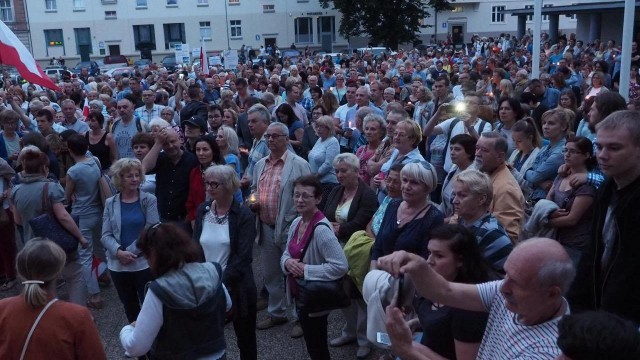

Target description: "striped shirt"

left=258, top=152, right=287, bottom=226
left=460, top=214, right=513, bottom=273
left=476, top=280, right=567, bottom=360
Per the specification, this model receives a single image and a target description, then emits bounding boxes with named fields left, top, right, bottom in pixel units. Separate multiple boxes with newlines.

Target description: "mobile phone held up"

left=396, top=275, right=404, bottom=307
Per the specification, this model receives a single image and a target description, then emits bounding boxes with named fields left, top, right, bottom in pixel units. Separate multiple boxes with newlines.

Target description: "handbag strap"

left=299, top=222, right=331, bottom=262
left=19, top=298, right=58, bottom=360
left=40, top=182, right=50, bottom=214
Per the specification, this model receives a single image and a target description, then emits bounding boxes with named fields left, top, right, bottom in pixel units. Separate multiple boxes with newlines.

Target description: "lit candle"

left=248, top=193, right=257, bottom=204
left=330, top=87, right=335, bottom=92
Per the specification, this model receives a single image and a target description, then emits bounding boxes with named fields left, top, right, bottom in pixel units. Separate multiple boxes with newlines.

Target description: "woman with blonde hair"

left=101, top=158, right=159, bottom=323
left=0, top=239, right=105, bottom=359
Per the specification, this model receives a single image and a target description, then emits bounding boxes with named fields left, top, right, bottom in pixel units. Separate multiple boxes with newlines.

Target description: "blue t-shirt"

left=120, top=200, right=145, bottom=250
left=224, top=153, right=244, bottom=203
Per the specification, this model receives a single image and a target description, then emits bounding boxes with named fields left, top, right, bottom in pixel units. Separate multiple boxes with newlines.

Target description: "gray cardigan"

left=101, top=190, right=159, bottom=272
left=281, top=217, right=348, bottom=281
left=251, top=150, right=311, bottom=245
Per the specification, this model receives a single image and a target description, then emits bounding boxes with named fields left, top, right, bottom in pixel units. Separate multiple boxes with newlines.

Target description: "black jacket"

left=180, top=100, right=208, bottom=124
left=568, top=175, right=640, bottom=325
left=323, top=179, right=378, bottom=243
left=193, top=200, right=257, bottom=316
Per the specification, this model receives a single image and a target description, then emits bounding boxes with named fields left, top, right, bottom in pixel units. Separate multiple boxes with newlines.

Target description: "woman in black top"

left=85, top=112, right=117, bottom=170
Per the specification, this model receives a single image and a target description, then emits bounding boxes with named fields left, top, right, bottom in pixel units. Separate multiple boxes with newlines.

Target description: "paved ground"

left=1, top=246, right=384, bottom=360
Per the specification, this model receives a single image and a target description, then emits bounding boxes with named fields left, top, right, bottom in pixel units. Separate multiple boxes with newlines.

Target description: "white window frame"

left=45, top=0, right=57, bottom=11
left=136, top=0, right=147, bottom=8
left=524, top=5, right=533, bottom=22
left=105, top=10, right=117, bottom=19
left=199, top=21, right=212, bottom=40
left=294, top=17, right=314, bottom=44
left=263, top=4, right=274, bottom=13
left=230, top=20, right=242, bottom=38
left=73, top=0, right=86, bottom=10
left=491, top=5, right=506, bottom=24
left=0, top=0, right=13, bottom=22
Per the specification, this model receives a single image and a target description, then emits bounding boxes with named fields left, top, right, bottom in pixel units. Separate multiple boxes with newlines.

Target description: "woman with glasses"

left=355, top=113, right=386, bottom=185
left=308, top=115, right=340, bottom=208
left=185, top=135, right=225, bottom=226
left=585, top=70, right=609, bottom=101
left=546, top=136, right=597, bottom=264
left=120, top=223, right=232, bottom=359
left=301, top=104, right=323, bottom=159
left=332, top=74, right=348, bottom=105
left=193, top=165, right=257, bottom=360
left=85, top=112, right=117, bottom=171
left=281, top=175, right=348, bottom=360
left=101, top=158, right=159, bottom=323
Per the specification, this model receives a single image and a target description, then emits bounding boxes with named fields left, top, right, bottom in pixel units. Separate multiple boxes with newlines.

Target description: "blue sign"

left=255, top=34, right=261, bottom=41
left=442, top=22, right=447, bottom=28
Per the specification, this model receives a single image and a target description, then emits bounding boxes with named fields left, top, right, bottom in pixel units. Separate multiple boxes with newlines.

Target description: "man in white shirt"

left=333, top=82, right=357, bottom=127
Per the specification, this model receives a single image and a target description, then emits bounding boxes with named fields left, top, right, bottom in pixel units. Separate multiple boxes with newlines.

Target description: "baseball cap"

left=183, top=116, right=207, bottom=132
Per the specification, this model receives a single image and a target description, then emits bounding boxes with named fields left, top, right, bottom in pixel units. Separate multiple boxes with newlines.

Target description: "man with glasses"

left=135, top=90, right=164, bottom=124
left=251, top=122, right=310, bottom=333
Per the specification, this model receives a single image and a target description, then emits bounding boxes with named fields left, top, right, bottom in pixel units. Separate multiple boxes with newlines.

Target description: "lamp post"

left=224, top=0, right=230, bottom=50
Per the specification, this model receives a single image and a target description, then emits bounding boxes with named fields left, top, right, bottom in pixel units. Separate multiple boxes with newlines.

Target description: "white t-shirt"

left=436, top=117, right=492, bottom=172
left=334, top=103, right=357, bottom=126
left=200, top=219, right=231, bottom=270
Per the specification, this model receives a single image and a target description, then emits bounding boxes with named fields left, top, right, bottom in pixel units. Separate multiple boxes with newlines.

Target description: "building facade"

left=1, top=0, right=31, bottom=51
left=26, top=0, right=349, bottom=65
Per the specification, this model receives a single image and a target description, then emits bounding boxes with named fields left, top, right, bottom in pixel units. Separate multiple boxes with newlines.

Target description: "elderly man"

left=240, top=104, right=271, bottom=190
left=61, top=99, right=89, bottom=133
left=251, top=122, right=310, bottom=332
left=474, top=132, right=525, bottom=242
left=135, top=89, right=164, bottom=124
left=380, top=238, right=574, bottom=359
left=112, top=97, right=146, bottom=159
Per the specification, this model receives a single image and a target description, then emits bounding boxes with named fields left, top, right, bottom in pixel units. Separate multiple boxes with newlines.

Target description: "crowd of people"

left=0, top=30, right=640, bottom=359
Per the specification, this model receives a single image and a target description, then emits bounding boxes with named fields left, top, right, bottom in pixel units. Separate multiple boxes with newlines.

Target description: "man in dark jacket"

left=180, top=84, right=208, bottom=124
left=569, top=110, right=640, bottom=326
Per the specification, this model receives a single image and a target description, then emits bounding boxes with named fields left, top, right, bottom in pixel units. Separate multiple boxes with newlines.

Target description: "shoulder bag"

left=19, top=298, right=59, bottom=360
left=92, top=158, right=116, bottom=207
left=294, top=222, right=350, bottom=313
left=29, top=182, right=80, bottom=253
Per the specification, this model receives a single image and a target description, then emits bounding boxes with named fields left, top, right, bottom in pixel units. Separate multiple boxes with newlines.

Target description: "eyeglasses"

left=293, top=193, right=315, bottom=200
left=204, top=181, right=221, bottom=189
left=264, top=133, right=288, bottom=140
left=562, top=148, right=584, bottom=155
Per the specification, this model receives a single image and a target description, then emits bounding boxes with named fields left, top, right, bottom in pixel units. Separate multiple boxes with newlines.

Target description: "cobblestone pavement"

left=1, top=246, right=384, bottom=360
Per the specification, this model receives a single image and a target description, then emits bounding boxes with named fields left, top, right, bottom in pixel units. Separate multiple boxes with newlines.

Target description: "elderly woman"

left=584, top=71, right=608, bottom=101
left=308, top=115, right=340, bottom=208
left=439, top=134, right=476, bottom=220
left=281, top=175, right=348, bottom=360
left=101, top=158, right=159, bottom=322
left=508, top=118, right=542, bottom=199
left=355, top=113, right=386, bottom=185
left=523, top=109, right=571, bottom=202
left=324, top=153, right=378, bottom=243
left=10, top=146, right=88, bottom=305
left=193, top=165, right=257, bottom=360
left=0, top=239, right=105, bottom=359
left=85, top=112, right=117, bottom=171
left=148, top=117, right=170, bottom=139
left=120, top=223, right=232, bottom=359
left=185, top=135, right=225, bottom=225
left=451, top=169, right=513, bottom=273
left=412, top=85, right=434, bottom=129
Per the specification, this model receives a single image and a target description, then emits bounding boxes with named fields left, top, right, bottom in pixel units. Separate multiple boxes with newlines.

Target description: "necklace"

left=396, top=202, right=431, bottom=226
left=206, top=201, right=229, bottom=225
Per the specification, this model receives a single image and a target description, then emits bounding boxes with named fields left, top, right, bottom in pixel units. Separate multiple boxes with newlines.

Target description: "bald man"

left=380, top=238, right=574, bottom=360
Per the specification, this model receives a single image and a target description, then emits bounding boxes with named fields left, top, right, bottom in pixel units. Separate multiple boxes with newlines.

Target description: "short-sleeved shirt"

left=436, top=117, right=492, bottom=172
left=551, top=177, right=596, bottom=249
left=63, top=119, right=89, bottom=133
left=11, top=179, right=65, bottom=241
left=151, top=151, right=198, bottom=221
left=476, top=280, right=566, bottom=359
left=66, top=160, right=102, bottom=216
left=113, top=120, right=140, bottom=159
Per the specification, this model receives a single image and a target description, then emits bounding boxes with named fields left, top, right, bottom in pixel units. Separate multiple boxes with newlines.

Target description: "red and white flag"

left=82, top=97, right=90, bottom=118
left=200, top=37, right=209, bottom=75
left=0, top=21, right=59, bottom=91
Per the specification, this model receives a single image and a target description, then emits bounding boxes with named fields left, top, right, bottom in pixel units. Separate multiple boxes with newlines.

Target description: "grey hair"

left=356, top=107, right=375, bottom=122
left=452, top=169, right=493, bottom=208
left=363, top=113, right=386, bottom=137
left=332, top=153, right=360, bottom=172
left=89, top=99, right=104, bottom=109
left=61, top=99, right=75, bottom=107
left=267, top=121, right=289, bottom=136
left=149, top=117, right=170, bottom=130
left=480, top=131, right=508, bottom=156
left=204, top=164, right=240, bottom=193
left=536, top=258, right=576, bottom=294
left=29, top=100, right=44, bottom=112
left=247, top=104, right=272, bottom=124
left=315, top=115, right=336, bottom=137
left=401, top=161, right=438, bottom=192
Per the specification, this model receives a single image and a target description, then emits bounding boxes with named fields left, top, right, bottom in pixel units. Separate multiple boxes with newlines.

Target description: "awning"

left=503, top=1, right=640, bottom=16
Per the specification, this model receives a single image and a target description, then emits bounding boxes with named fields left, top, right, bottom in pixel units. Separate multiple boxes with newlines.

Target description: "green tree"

left=320, top=0, right=452, bottom=50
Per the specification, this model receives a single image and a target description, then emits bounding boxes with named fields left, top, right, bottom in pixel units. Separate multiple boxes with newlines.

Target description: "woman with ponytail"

left=507, top=117, right=543, bottom=199
left=0, top=238, right=105, bottom=359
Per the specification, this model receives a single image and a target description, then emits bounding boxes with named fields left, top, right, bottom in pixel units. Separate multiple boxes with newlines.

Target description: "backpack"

left=110, top=116, right=142, bottom=133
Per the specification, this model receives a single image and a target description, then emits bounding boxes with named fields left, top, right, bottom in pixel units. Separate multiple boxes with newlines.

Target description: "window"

left=74, top=27, right=92, bottom=55
left=317, top=16, right=335, bottom=43
left=0, top=0, right=13, bottom=22
left=491, top=6, right=505, bottom=24
left=295, top=17, right=313, bottom=43
left=197, top=0, right=208, bottom=5
left=263, top=4, right=274, bottom=13
left=45, top=0, right=57, bottom=11
left=567, top=3, right=578, bottom=20
left=163, top=23, right=185, bottom=49
left=451, top=5, right=463, bottom=13
left=199, top=21, right=211, bottom=39
left=105, top=11, right=116, bottom=19
left=133, top=24, right=155, bottom=50
left=101, top=0, right=117, bottom=4
left=73, top=0, right=85, bottom=10
left=230, top=20, right=242, bottom=38
left=543, top=4, right=553, bottom=21
left=136, top=0, right=147, bottom=7
left=525, top=5, right=533, bottom=22
left=44, top=29, right=63, bottom=46
left=166, top=0, right=177, bottom=6
left=228, top=0, right=239, bottom=4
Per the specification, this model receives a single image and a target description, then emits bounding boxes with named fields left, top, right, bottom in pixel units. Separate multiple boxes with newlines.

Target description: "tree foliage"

left=320, top=0, right=452, bottom=49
